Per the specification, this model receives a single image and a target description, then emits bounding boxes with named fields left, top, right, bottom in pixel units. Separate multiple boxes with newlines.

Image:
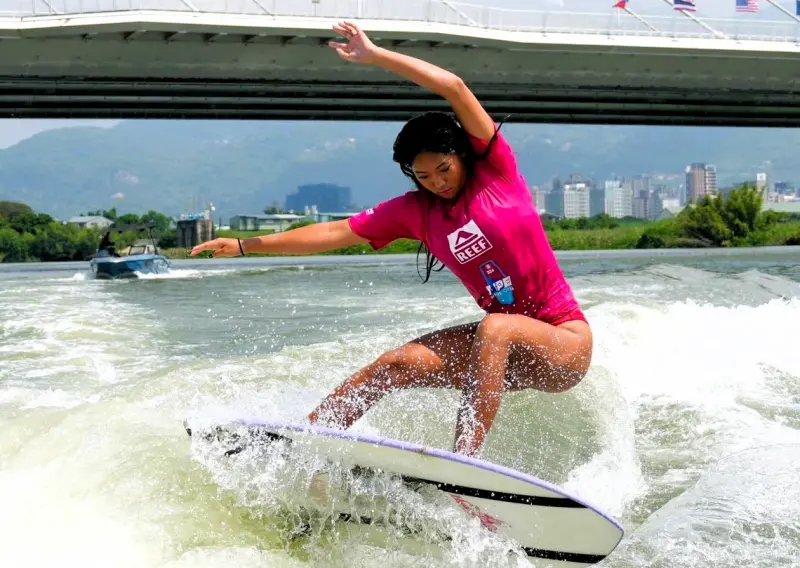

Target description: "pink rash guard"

left=348, top=128, right=586, bottom=326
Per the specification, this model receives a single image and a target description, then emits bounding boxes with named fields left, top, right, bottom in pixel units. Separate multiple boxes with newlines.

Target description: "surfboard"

left=185, top=418, right=624, bottom=566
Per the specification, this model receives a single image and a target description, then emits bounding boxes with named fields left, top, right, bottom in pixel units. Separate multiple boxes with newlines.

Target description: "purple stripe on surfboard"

left=233, top=418, right=625, bottom=534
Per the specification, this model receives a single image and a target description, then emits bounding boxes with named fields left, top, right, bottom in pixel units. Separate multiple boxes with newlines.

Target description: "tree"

left=679, top=194, right=732, bottom=246
left=719, top=183, right=763, bottom=241
left=678, top=184, right=766, bottom=247
left=116, top=213, right=140, bottom=225
left=8, top=212, right=54, bottom=235
left=140, top=210, right=175, bottom=235
left=0, top=226, right=29, bottom=261
left=84, top=208, right=118, bottom=221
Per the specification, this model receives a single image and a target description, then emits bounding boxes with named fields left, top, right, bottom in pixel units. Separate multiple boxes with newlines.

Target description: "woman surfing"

left=190, top=21, right=592, bottom=458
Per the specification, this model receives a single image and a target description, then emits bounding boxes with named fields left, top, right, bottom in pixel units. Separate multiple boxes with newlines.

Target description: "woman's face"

left=411, top=151, right=467, bottom=200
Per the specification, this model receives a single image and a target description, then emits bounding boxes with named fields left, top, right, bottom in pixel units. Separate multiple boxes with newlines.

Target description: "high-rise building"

left=706, top=165, right=718, bottom=195
left=756, top=172, right=768, bottom=201
left=604, top=180, right=633, bottom=218
left=563, top=182, right=590, bottom=218
left=632, top=194, right=648, bottom=219
left=545, top=190, right=563, bottom=217
left=632, top=175, right=651, bottom=195
left=630, top=175, right=652, bottom=219
left=685, top=164, right=717, bottom=203
left=589, top=185, right=606, bottom=217
left=531, top=188, right=547, bottom=213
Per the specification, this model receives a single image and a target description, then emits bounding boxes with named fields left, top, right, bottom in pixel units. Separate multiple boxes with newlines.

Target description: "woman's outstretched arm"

left=190, top=219, right=367, bottom=257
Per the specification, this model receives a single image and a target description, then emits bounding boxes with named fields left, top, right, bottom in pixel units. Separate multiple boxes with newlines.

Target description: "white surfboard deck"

left=186, top=418, right=624, bottom=566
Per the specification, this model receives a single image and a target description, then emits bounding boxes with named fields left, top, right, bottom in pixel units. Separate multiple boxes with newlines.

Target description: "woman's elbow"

left=440, top=74, right=466, bottom=98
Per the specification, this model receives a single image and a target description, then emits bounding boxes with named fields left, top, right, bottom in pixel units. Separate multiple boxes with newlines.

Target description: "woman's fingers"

left=190, top=238, right=240, bottom=257
left=342, top=21, right=360, bottom=36
left=190, top=240, right=217, bottom=256
left=332, top=23, right=350, bottom=37
left=334, top=47, right=354, bottom=60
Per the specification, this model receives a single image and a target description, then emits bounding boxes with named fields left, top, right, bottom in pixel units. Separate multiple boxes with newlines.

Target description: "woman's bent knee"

left=475, top=313, right=514, bottom=343
left=372, top=343, right=442, bottom=388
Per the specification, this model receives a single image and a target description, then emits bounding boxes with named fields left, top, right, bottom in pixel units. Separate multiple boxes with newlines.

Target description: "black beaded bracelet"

left=237, top=238, right=245, bottom=257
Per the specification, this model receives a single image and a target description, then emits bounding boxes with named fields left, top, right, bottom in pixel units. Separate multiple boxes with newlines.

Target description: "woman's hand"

left=329, top=21, right=380, bottom=64
left=190, top=238, right=243, bottom=258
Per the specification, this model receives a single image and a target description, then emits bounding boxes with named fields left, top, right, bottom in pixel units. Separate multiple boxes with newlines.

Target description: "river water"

left=1, top=248, right=799, bottom=567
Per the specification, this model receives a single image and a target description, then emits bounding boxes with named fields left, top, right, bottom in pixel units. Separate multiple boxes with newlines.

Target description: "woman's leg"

left=307, top=314, right=593, bottom=457
left=308, top=321, right=478, bottom=429
left=454, top=314, right=592, bottom=456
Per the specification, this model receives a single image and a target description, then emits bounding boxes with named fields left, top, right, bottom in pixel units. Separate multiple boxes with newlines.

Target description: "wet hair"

left=391, top=111, right=508, bottom=283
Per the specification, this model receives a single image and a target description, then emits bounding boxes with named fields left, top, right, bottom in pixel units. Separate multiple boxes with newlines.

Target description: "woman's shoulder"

left=469, top=133, right=522, bottom=189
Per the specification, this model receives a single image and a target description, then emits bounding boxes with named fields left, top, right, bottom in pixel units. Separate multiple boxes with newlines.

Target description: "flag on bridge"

left=673, top=0, right=696, bottom=11
left=735, top=0, right=759, bottom=12
left=613, top=0, right=627, bottom=8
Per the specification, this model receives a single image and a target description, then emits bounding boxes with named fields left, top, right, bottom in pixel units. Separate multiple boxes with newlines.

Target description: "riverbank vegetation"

left=0, top=205, right=176, bottom=262
left=1, top=184, right=798, bottom=262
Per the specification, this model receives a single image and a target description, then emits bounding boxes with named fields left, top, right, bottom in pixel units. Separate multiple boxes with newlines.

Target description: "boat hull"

left=90, top=254, right=172, bottom=280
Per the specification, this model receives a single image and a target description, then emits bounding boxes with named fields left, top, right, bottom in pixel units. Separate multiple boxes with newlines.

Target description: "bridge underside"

left=1, top=13, right=800, bottom=127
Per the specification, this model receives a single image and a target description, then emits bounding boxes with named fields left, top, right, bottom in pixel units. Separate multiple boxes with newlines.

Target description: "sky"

left=0, top=0, right=796, bottom=146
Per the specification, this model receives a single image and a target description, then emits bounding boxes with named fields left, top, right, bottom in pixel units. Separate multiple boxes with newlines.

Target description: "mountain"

left=0, top=119, right=797, bottom=221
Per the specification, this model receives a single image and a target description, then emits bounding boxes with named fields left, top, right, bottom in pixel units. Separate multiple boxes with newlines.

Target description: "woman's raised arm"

left=329, top=21, right=496, bottom=141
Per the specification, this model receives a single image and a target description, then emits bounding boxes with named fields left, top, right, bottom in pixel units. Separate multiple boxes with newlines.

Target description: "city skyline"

left=533, top=166, right=798, bottom=221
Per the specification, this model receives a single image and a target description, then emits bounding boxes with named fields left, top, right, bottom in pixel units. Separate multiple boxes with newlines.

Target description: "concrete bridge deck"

left=0, top=1, right=798, bottom=125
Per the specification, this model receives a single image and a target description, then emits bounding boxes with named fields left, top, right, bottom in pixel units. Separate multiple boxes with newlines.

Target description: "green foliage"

left=0, top=226, right=31, bottom=262
left=547, top=226, right=645, bottom=250
left=679, top=194, right=733, bottom=246
left=721, top=183, right=764, bottom=240
left=85, top=209, right=176, bottom=250
left=0, top=208, right=99, bottom=262
left=6, top=212, right=55, bottom=234
left=85, top=208, right=119, bottom=221
left=635, top=218, right=681, bottom=249
left=0, top=203, right=178, bottom=262
left=677, top=184, right=771, bottom=247
left=543, top=213, right=626, bottom=231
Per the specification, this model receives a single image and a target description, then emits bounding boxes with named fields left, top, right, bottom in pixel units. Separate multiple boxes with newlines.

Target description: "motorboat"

left=89, top=221, right=172, bottom=279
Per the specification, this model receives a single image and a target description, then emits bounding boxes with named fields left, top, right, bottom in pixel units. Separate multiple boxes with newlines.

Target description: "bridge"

left=1, top=1, right=800, bottom=126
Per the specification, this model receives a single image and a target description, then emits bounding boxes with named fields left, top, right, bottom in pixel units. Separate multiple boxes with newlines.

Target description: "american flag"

left=736, top=0, right=759, bottom=12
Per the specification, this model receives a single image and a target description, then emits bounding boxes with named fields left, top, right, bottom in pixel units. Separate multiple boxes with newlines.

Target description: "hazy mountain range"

left=0, top=119, right=797, bottom=220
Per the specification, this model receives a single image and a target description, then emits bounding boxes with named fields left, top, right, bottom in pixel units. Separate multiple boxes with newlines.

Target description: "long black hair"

left=391, top=111, right=509, bottom=283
